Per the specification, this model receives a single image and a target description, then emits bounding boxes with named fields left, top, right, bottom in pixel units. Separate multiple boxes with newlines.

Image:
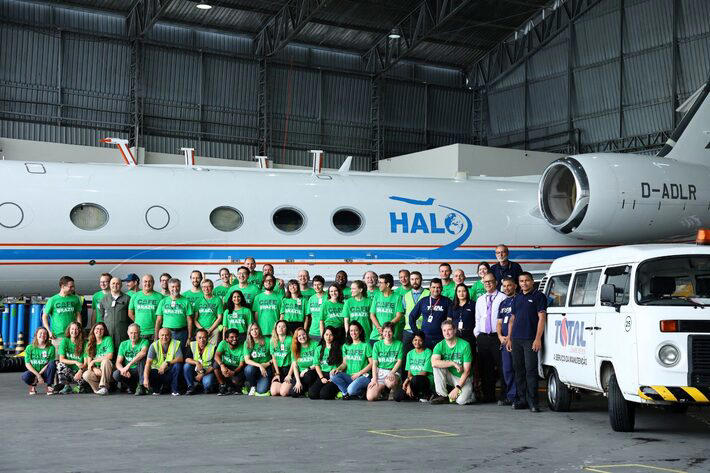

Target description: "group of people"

left=23, top=247, right=548, bottom=411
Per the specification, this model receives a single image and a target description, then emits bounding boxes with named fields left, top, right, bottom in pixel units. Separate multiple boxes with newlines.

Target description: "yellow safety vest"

left=150, top=339, right=181, bottom=369
left=404, top=289, right=430, bottom=330
left=189, top=341, right=215, bottom=368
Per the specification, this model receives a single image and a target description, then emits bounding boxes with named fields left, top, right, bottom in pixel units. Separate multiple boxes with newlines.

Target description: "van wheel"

left=608, top=373, right=635, bottom=432
left=546, top=369, right=571, bottom=412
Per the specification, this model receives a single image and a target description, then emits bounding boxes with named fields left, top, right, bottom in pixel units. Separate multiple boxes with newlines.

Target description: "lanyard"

left=429, top=297, right=440, bottom=318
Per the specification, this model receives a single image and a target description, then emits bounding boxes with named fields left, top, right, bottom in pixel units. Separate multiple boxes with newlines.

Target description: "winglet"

left=338, top=156, right=353, bottom=173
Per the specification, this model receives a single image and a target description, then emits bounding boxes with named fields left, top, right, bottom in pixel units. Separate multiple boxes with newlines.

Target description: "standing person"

left=42, top=276, right=82, bottom=350
left=142, top=327, right=183, bottom=396
left=261, top=264, right=285, bottom=296
left=297, top=270, right=315, bottom=299
left=182, top=270, right=204, bottom=306
left=506, top=272, right=547, bottom=412
left=369, top=274, right=404, bottom=344
left=363, top=271, right=379, bottom=298
left=491, top=245, right=523, bottom=290
left=335, top=270, right=351, bottom=298
left=448, top=283, right=476, bottom=349
left=280, top=279, right=308, bottom=334
left=439, top=263, right=455, bottom=299
left=475, top=273, right=506, bottom=403
left=22, top=327, right=56, bottom=395
left=269, top=320, right=293, bottom=397
left=56, top=321, right=86, bottom=394
left=82, top=322, right=114, bottom=396
left=183, top=328, right=217, bottom=395
left=366, top=322, right=403, bottom=402
left=496, top=277, right=518, bottom=406
left=194, top=278, right=223, bottom=345
left=215, top=328, right=246, bottom=395
left=222, top=290, right=252, bottom=344
left=309, top=327, right=342, bottom=400
left=306, top=275, right=326, bottom=341
left=98, top=277, right=131, bottom=351
left=443, top=269, right=467, bottom=300
left=113, top=323, right=149, bottom=394
left=159, top=273, right=172, bottom=297
left=469, top=262, right=490, bottom=303
left=393, top=330, right=433, bottom=402
left=213, top=267, right=232, bottom=300
left=342, top=281, right=372, bottom=340
left=128, top=274, right=163, bottom=341
left=320, top=285, right=346, bottom=342
left=244, top=257, right=263, bottom=287
left=331, top=322, right=372, bottom=400
left=401, top=271, right=429, bottom=373
left=408, top=279, right=452, bottom=349
left=91, top=273, right=112, bottom=325
left=122, top=273, right=140, bottom=297
left=252, top=275, right=283, bottom=339
left=394, top=269, right=411, bottom=297
left=430, top=320, right=474, bottom=405
left=243, top=323, right=273, bottom=395
left=223, top=266, right=259, bottom=307
left=155, top=278, right=194, bottom=348
left=289, top=327, right=319, bottom=397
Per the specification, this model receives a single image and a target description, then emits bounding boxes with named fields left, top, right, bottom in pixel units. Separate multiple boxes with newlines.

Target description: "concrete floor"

left=1, top=372, right=708, bottom=473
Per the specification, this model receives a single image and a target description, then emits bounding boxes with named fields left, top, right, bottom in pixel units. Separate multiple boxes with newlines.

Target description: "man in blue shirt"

left=507, top=271, right=547, bottom=412
left=409, top=278, right=452, bottom=349
left=490, top=244, right=523, bottom=290
left=496, top=276, right=518, bottom=406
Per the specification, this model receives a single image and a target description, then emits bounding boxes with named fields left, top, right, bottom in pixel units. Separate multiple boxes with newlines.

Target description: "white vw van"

left=540, top=240, right=710, bottom=431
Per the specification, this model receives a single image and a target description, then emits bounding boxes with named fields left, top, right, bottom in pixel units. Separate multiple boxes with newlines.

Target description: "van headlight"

left=657, top=344, right=680, bottom=367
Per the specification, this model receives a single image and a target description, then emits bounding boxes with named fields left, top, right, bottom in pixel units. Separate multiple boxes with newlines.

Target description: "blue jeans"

left=501, top=345, right=517, bottom=402
left=170, top=329, right=188, bottom=348
left=22, top=360, right=56, bottom=386
left=244, top=365, right=273, bottom=393
left=148, top=363, right=182, bottom=394
left=183, top=364, right=216, bottom=393
left=331, top=372, right=370, bottom=396
left=112, top=362, right=145, bottom=390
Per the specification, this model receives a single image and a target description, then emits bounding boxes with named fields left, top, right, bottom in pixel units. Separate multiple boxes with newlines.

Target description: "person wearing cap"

left=122, top=273, right=140, bottom=297
left=98, top=277, right=131, bottom=350
left=141, top=327, right=184, bottom=396
left=155, top=278, right=194, bottom=348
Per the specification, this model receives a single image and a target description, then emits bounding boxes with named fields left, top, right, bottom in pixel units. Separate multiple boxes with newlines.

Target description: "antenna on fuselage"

left=181, top=148, right=195, bottom=167
left=310, top=150, right=323, bottom=174
left=255, top=156, right=271, bottom=169
left=338, top=156, right=352, bottom=174
left=100, top=138, right=137, bottom=166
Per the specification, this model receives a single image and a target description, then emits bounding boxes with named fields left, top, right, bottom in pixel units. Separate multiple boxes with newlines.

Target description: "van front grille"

left=689, top=335, right=710, bottom=387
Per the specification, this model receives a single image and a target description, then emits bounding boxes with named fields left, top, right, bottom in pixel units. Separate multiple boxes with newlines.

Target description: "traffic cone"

left=15, top=332, right=24, bottom=355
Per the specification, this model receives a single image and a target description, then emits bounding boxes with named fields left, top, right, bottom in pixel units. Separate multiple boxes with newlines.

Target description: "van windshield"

left=636, top=255, right=710, bottom=307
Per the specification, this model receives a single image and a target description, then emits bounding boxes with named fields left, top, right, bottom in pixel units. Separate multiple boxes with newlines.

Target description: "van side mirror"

left=600, top=284, right=619, bottom=312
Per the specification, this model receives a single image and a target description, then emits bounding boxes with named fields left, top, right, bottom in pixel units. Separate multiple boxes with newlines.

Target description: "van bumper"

left=638, top=385, right=710, bottom=403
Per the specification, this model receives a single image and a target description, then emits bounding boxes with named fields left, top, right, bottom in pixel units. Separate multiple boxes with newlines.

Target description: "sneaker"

left=152, top=391, right=160, bottom=396
left=419, top=398, right=429, bottom=403
left=185, top=385, right=197, bottom=396
left=134, top=385, right=147, bottom=396
left=28, top=386, right=37, bottom=396
left=248, top=387, right=256, bottom=396
left=171, top=392, right=180, bottom=396
left=58, top=384, right=71, bottom=395
left=498, top=399, right=513, bottom=406
left=342, top=394, right=353, bottom=400
left=97, top=387, right=109, bottom=396
left=430, top=395, right=450, bottom=405
left=530, top=406, right=541, bottom=413
left=336, top=391, right=344, bottom=399
left=217, top=384, right=229, bottom=396
left=46, top=386, right=55, bottom=396
left=71, top=385, right=81, bottom=394
left=254, top=391, right=271, bottom=397
left=241, top=386, right=249, bottom=395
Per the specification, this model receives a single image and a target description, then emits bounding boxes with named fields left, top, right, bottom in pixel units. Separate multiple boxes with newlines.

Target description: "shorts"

left=377, top=368, right=400, bottom=384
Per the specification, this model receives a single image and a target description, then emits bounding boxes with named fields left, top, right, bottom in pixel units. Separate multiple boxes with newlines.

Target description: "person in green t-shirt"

left=443, top=268, right=467, bottom=300
left=335, top=270, right=352, bottom=299
left=369, top=274, right=404, bottom=342
left=222, top=290, right=253, bottom=343
left=223, top=266, right=260, bottom=307
left=431, top=319, right=474, bottom=405
left=306, top=275, right=326, bottom=340
left=269, top=320, right=293, bottom=397
left=280, top=279, right=308, bottom=334
left=121, top=273, right=140, bottom=298
left=245, top=257, right=264, bottom=287
left=42, top=276, right=83, bottom=348
left=113, top=323, right=149, bottom=393
left=156, top=278, right=194, bottom=348
left=320, top=285, right=345, bottom=341
left=56, top=321, right=86, bottom=394
left=297, top=270, right=315, bottom=300
left=91, top=272, right=112, bottom=326
left=439, top=263, right=455, bottom=300
left=393, top=330, right=434, bottom=402
left=363, top=271, right=380, bottom=299
left=22, top=327, right=57, bottom=395
left=366, top=322, right=404, bottom=402
left=252, top=275, right=283, bottom=338
left=213, top=267, right=232, bottom=300
left=182, top=270, right=205, bottom=306
left=342, top=280, right=372, bottom=339
left=309, top=327, right=343, bottom=400
left=82, top=322, right=115, bottom=395
left=243, top=323, right=273, bottom=395
left=215, top=328, right=246, bottom=396
left=394, top=269, right=411, bottom=298
left=330, top=321, right=372, bottom=399
left=128, top=275, right=164, bottom=341
left=469, top=262, right=490, bottom=303
left=194, top=279, right=224, bottom=345
left=262, top=264, right=285, bottom=296
left=289, top=327, right=319, bottom=397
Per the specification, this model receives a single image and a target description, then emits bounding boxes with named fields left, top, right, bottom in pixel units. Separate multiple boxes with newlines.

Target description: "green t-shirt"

left=364, top=288, right=380, bottom=299
left=252, top=292, right=283, bottom=336
left=272, top=284, right=286, bottom=298
left=244, top=340, right=271, bottom=364
left=194, top=296, right=223, bottom=330
left=394, top=286, right=411, bottom=298
left=406, top=348, right=434, bottom=387
left=306, top=293, right=326, bottom=337
left=125, top=289, right=138, bottom=298
left=342, top=341, right=372, bottom=376
left=280, top=297, right=307, bottom=322
left=342, top=296, right=372, bottom=338
left=156, top=297, right=193, bottom=329
left=58, top=337, right=84, bottom=370
left=433, top=338, right=473, bottom=376
left=372, top=339, right=403, bottom=370
left=213, top=284, right=229, bottom=300
left=86, top=337, right=114, bottom=363
left=117, top=339, right=149, bottom=367
left=295, top=340, right=319, bottom=372
left=223, top=284, right=260, bottom=307
left=217, top=340, right=243, bottom=367
left=342, top=287, right=352, bottom=299
left=128, top=291, right=164, bottom=336
left=45, top=294, right=82, bottom=338
left=321, top=300, right=345, bottom=328
left=247, top=270, right=264, bottom=287
left=300, top=287, right=315, bottom=299
left=25, top=344, right=56, bottom=372
left=369, top=292, right=404, bottom=340
left=470, top=281, right=485, bottom=303
left=223, top=308, right=253, bottom=334
left=270, top=336, right=293, bottom=367
left=441, top=281, right=456, bottom=299
left=181, top=289, right=203, bottom=306
left=315, top=344, right=338, bottom=372
left=92, top=290, right=107, bottom=322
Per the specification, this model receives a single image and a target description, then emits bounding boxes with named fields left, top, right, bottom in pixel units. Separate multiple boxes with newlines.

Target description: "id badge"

left=458, top=320, right=463, bottom=330
left=427, top=315, right=433, bottom=323
left=504, top=316, right=509, bottom=324
left=280, top=343, right=285, bottom=351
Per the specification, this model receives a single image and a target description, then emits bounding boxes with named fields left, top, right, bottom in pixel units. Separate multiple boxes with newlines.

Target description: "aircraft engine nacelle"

left=538, top=154, right=710, bottom=243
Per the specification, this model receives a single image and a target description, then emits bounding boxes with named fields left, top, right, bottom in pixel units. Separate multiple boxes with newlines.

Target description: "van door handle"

left=584, top=326, right=594, bottom=331
left=594, top=327, right=601, bottom=330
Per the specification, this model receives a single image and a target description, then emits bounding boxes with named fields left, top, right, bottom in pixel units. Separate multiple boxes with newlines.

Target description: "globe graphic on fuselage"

left=445, top=212, right=464, bottom=235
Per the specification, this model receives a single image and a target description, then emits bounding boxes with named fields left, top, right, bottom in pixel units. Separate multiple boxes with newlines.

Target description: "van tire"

left=608, top=373, right=635, bottom=432
left=546, top=369, right=572, bottom=412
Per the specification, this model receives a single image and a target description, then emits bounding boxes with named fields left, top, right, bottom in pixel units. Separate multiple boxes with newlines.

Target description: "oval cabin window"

left=272, top=207, right=305, bottom=233
left=332, top=208, right=363, bottom=234
left=70, top=203, right=109, bottom=231
left=210, top=206, right=243, bottom=232
left=145, top=205, right=170, bottom=230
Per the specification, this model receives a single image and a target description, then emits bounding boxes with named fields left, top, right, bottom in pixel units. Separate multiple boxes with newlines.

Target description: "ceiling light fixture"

left=196, top=3, right=213, bottom=9
left=388, top=27, right=401, bottom=40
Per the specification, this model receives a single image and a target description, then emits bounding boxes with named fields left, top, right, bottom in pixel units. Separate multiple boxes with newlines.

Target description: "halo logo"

left=444, top=213, right=464, bottom=235
left=388, top=196, right=471, bottom=245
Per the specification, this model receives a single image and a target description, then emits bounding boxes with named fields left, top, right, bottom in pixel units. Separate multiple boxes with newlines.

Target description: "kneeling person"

left=114, top=324, right=149, bottom=394
left=366, top=322, right=403, bottom=401
left=215, top=329, right=246, bottom=395
left=431, top=320, right=474, bottom=405
left=184, top=328, right=217, bottom=395
left=141, top=328, right=184, bottom=396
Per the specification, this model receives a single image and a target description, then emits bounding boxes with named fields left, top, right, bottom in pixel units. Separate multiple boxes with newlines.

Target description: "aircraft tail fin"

left=657, top=73, right=710, bottom=165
